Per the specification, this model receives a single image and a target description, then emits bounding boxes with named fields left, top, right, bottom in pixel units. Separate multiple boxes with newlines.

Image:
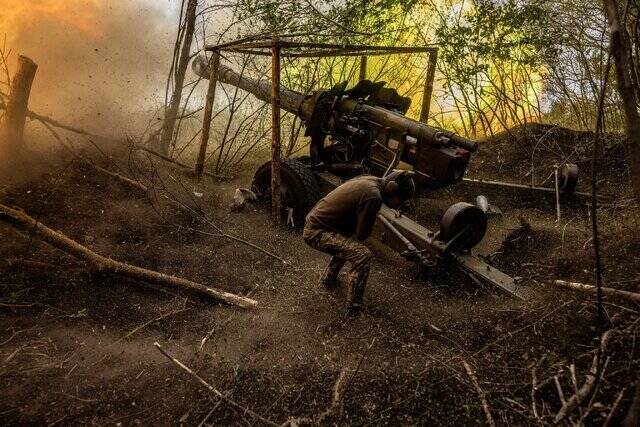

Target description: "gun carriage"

left=192, top=48, right=554, bottom=300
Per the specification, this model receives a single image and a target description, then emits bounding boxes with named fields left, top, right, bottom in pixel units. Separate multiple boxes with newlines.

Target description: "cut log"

left=552, top=280, right=640, bottom=304
left=4, top=55, right=37, bottom=144
left=0, top=203, right=257, bottom=308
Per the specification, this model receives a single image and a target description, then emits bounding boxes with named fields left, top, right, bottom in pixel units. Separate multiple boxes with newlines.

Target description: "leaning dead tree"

left=2, top=55, right=37, bottom=145
left=160, top=0, right=198, bottom=155
left=601, top=3, right=640, bottom=418
left=604, top=0, right=640, bottom=197
left=0, top=203, right=257, bottom=308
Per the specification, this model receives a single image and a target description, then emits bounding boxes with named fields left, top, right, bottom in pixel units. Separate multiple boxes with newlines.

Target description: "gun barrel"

left=193, top=55, right=478, bottom=152
left=192, top=55, right=314, bottom=119
left=335, top=98, right=477, bottom=152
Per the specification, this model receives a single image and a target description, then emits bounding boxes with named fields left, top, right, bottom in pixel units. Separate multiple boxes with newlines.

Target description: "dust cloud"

left=1, top=0, right=181, bottom=137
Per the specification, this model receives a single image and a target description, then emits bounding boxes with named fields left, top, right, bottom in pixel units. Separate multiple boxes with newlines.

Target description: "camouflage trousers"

left=303, top=225, right=372, bottom=309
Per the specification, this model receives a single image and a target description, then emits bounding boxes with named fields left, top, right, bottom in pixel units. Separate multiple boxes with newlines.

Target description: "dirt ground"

left=1, top=130, right=639, bottom=426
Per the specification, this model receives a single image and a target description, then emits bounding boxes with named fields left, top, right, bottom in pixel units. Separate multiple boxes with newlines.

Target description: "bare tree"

left=159, top=0, right=198, bottom=155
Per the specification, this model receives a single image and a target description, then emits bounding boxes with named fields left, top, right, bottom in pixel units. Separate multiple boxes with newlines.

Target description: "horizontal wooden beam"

left=205, top=40, right=437, bottom=56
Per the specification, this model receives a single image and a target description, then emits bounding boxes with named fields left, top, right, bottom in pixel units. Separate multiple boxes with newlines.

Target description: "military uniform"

left=303, top=175, right=384, bottom=312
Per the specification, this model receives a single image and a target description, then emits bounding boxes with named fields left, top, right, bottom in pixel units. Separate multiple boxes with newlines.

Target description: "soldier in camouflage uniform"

left=303, top=171, right=415, bottom=315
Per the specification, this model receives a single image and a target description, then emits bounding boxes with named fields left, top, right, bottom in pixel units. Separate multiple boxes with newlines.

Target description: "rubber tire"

left=251, top=158, right=321, bottom=227
left=559, top=163, right=579, bottom=195
left=439, top=202, right=488, bottom=252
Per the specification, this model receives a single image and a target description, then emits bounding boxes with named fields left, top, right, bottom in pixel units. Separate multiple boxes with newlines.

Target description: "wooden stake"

left=358, top=56, right=367, bottom=81
left=0, top=203, right=257, bottom=308
left=554, top=166, right=561, bottom=222
left=195, top=51, right=221, bottom=179
left=553, top=280, right=640, bottom=303
left=271, top=38, right=282, bottom=226
left=4, top=55, right=37, bottom=144
left=419, top=49, right=438, bottom=124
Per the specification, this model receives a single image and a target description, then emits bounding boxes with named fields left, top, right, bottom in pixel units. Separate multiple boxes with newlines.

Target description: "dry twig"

left=316, top=368, right=349, bottom=423
left=119, top=307, right=191, bottom=342
left=462, top=361, right=495, bottom=427
left=603, top=387, right=626, bottom=427
left=153, top=342, right=278, bottom=426
left=40, top=121, right=148, bottom=192
left=553, top=330, right=613, bottom=423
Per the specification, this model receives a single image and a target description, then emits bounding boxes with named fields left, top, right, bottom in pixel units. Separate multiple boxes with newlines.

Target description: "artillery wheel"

left=559, top=163, right=579, bottom=195
left=439, top=202, right=487, bottom=252
left=251, top=158, right=321, bottom=227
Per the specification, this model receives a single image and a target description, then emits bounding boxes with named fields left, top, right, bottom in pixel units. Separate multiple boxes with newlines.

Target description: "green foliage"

left=435, top=0, right=559, bottom=87
left=237, top=0, right=419, bottom=43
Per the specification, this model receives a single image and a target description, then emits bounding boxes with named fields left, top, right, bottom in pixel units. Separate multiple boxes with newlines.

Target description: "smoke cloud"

left=1, top=0, right=180, bottom=136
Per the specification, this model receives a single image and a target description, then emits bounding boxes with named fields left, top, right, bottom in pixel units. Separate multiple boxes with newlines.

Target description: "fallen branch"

left=0, top=101, right=233, bottom=182
left=133, top=143, right=232, bottom=181
left=531, top=355, right=545, bottom=422
left=552, top=280, right=640, bottom=304
left=42, top=120, right=284, bottom=266
left=282, top=368, right=349, bottom=426
left=0, top=203, right=257, bottom=308
left=119, top=307, right=191, bottom=342
left=317, top=368, right=349, bottom=423
left=553, top=329, right=613, bottom=423
left=603, top=387, right=626, bottom=427
left=27, top=109, right=94, bottom=137
left=153, top=342, right=278, bottom=426
left=462, top=361, right=496, bottom=427
left=40, top=121, right=148, bottom=192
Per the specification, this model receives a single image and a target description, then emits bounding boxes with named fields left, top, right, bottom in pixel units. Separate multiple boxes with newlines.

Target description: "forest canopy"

left=164, top=0, right=637, bottom=137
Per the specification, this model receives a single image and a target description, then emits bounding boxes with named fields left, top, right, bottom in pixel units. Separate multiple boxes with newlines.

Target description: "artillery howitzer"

left=193, top=56, right=531, bottom=299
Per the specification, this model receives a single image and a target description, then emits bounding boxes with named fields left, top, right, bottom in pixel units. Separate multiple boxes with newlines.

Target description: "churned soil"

left=0, top=130, right=638, bottom=425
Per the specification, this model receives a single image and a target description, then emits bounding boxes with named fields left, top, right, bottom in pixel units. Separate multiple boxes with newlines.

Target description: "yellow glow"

left=0, top=0, right=104, bottom=43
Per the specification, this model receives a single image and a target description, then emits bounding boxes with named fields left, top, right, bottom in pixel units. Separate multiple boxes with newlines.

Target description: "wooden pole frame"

left=420, top=49, right=438, bottom=124
left=196, top=38, right=439, bottom=225
left=358, top=56, right=367, bottom=81
left=195, top=51, right=221, bottom=179
left=271, top=38, right=282, bottom=226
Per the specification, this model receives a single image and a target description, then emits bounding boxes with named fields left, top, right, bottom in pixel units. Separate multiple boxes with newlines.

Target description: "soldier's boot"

left=320, top=256, right=345, bottom=289
left=345, top=267, right=370, bottom=317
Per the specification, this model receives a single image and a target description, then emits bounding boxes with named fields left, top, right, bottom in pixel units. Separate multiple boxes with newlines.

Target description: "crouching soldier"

left=303, top=171, right=415, bottom=316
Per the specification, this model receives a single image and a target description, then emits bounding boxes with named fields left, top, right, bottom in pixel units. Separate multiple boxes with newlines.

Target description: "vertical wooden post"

left=419, top=49, right=438, bottom=124
left=554, top=166, right=561, bottom=222
left=358, top=55, right=367, bottom=81
left=195, top=51, right=221, bottom=179
left=4, top=55, right=37, bottom=144
left=271, top=38, right=282, bottom=226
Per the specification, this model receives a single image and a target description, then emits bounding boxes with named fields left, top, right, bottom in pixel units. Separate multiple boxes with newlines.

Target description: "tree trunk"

left=159, top=0, right=198, bottom=155
left=3, top=55, right=37, bottom=145
left=604, top=0, right=640, bottom=197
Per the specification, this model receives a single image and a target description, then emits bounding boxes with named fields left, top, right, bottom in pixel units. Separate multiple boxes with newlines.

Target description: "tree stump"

left=4, top=55, right=38, bottom=145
